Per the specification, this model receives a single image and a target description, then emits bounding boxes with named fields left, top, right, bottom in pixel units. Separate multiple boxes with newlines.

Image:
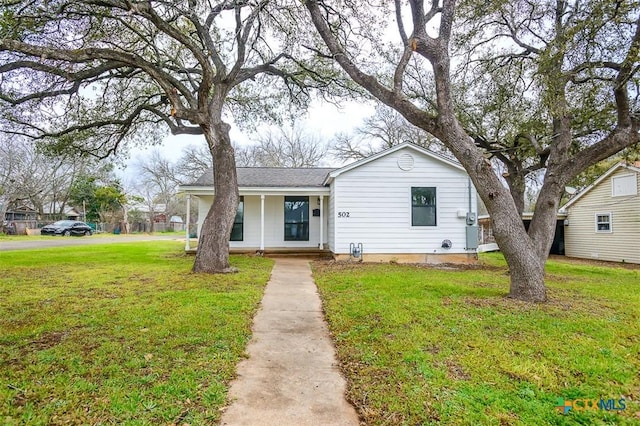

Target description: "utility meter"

left=466, top=212, right=477, bottom=225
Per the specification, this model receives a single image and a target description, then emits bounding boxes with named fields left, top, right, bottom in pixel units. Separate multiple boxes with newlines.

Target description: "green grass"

left=312, top=253, right=640, bottom=425
left=0, top=234, right=53, bottom=241
left=0, top=242, right=273, bottom=425
left=0, top=232, right=184, bottom=240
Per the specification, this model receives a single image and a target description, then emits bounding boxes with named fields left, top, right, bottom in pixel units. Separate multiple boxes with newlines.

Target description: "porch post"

left=260, top=195, right=265, bottom=252
left=319, top=195, right=324, bottom=249
left=184, top=194, right=191, bottom=251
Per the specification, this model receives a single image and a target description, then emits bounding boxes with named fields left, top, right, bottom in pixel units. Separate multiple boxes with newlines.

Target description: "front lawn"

left=313, top=254, right=640, bottom=425
left=0, top=242, right=273, bottom=425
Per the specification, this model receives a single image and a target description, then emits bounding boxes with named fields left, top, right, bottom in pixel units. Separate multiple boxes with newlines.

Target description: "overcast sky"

left=120, top=98, right=376, bottom=182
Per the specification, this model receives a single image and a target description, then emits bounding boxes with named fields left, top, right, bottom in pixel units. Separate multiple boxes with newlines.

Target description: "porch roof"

left=197, top=167, right=335, bottom=187
left=181, top=167, right=336, bottom=194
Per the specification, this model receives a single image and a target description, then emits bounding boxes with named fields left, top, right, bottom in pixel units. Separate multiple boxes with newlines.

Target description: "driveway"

left=0, top=235, right=184, bottom=251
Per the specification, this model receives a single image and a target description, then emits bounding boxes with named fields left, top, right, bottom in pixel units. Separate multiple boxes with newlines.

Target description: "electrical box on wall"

left=466, top=225, right=479, bottom=249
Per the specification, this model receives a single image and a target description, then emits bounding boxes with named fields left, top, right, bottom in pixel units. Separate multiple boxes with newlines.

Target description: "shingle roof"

left=191, top=167, right=336, bottom=188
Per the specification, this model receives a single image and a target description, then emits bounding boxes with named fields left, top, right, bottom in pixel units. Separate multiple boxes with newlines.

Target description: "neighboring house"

left=4, top=204, right=37, bottom=222
left=127, top=202, right=168, bottom=232
left=562, top=162, right=640, bottom=264
left=42, top=202, right=81, bottom=221
left=477, top=212, right=567, bottom=255
left=180, top=143, right=479, bottom=263
left=3, top=203, right=82, bottom=235
left=169, top=215, right=184, bottom=232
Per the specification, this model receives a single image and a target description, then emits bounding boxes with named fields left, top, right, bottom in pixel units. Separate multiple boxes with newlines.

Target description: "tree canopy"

left=69, top=174, right=126, bottom=223
left=3, top=0, right=638, bottom=300
left=0, top=0, right=337, bottom=272
left=0, top=135, right=109, bottom=220
left=303, top=0, right=640, bottom=301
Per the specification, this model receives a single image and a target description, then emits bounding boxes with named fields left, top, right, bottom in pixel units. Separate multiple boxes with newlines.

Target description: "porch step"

left=185, top=247, right=332, bottom=259
left=264, top=250, right=332, bottom=259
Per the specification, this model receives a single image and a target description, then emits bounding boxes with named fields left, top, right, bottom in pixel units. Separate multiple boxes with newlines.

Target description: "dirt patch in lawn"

left=313, top=259, right=504, bottom=273
left=20, top=326, right=85, bottom=355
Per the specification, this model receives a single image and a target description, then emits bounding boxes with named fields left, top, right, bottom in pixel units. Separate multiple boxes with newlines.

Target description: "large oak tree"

left=304, top=0, right=640, bottom=302
left=0, top=0, right=328, bottom=272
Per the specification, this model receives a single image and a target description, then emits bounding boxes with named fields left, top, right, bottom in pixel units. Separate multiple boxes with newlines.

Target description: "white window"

left=411, top=187, right=437, bottom=226
left=595, top=213, right=612, bottom=233
left=612, top=174, right=637, bottom=197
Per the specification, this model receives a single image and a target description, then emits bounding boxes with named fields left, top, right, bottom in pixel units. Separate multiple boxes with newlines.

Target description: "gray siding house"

left=180, top=143, right=479, bottom=263
left=563, top=162, right=640, bottom=264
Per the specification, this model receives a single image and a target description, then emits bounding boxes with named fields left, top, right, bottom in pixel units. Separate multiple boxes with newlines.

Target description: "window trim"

left=230, top=196, right=244, bottom=241
left=411, top=186, right=437, bottom=227
left=595, top=212, right=612, bottom=233
left=284, top=196, right=310, bottom=241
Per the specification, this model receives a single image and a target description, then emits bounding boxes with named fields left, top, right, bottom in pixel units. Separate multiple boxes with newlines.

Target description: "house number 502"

left=338, top=212, right=350, bottom=218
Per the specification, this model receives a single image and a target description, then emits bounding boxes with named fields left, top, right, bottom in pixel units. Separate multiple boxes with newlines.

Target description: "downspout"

left=468, top=178, right=472, bottom=214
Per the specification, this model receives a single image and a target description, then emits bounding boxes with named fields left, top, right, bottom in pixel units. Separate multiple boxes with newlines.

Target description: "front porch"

left=182, top=190, right=330, bottom=253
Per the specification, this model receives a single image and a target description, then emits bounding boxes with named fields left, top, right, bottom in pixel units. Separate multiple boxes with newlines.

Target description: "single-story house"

left=4, top=204, right=38, bottom=222
left=180, top=142, right=479, bottom=263
left=42, top=203, right=81, bottom=221
left=562, top=161, right=640, bottom=264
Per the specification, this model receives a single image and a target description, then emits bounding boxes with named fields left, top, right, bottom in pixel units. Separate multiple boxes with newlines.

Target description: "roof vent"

left=397, top=153, right=414, bottom=171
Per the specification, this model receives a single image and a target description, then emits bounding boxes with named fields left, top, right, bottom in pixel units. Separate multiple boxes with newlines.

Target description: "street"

left=0, top=235, right=185, bottom=251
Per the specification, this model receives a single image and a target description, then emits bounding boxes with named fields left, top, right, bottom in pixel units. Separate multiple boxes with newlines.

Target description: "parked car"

left=41, top=220, right=93, bottom=237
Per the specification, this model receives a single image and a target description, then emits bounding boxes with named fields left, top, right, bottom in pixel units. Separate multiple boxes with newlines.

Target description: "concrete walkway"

left=220, top=258, right=359, bottom=426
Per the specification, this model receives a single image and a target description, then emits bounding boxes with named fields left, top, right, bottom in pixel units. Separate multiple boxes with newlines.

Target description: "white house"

left=180, top=143, right=479, bottom=263
left=562, top=162, right=640, bottom=264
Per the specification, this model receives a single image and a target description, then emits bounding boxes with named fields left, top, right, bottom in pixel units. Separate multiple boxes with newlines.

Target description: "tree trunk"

left=502, top=246, right=547, bottom=302
left=486, top=200, right=548, bottom=302
left=505, top=173, right=526, bottom=216
left=192, top=122, right=239, bottom=273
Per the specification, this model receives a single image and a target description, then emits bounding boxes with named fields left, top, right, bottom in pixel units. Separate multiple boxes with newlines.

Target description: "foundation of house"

left=331, top=252, right=478, bottom=265
left=186, top=247, right=477, bottom=264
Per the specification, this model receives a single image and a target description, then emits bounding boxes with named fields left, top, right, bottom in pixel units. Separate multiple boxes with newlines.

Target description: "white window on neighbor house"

left=611, top=174, right=637, bottom=197
left=595, top=213, right=612, bottom=233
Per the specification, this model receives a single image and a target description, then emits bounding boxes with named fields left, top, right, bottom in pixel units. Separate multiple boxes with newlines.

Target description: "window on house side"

left=595, top=213, right=612, bottom=233
left=412, top=187, right=437, bottom=226
left=284, top=196, right=309, bottom=241
left=230, top=196, right=244, bottom=241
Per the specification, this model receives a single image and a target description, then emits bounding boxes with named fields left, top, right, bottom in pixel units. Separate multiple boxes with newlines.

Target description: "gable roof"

left=323, top=142, right=464, bottom=184
left=189, top=167, right=336, bottom=188
left=42, top=203, right=80, bottom=216
left=562, top=162, right=640, bottom=209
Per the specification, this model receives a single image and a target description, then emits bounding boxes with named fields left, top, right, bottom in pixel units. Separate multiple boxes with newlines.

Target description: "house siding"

left=196, top=196, right=213, bottom=239
left=565, top=168, right=640, bottom=264
left=331, top=148, right=477, bottom=255
left=328, top=185, right=335, bottom=251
